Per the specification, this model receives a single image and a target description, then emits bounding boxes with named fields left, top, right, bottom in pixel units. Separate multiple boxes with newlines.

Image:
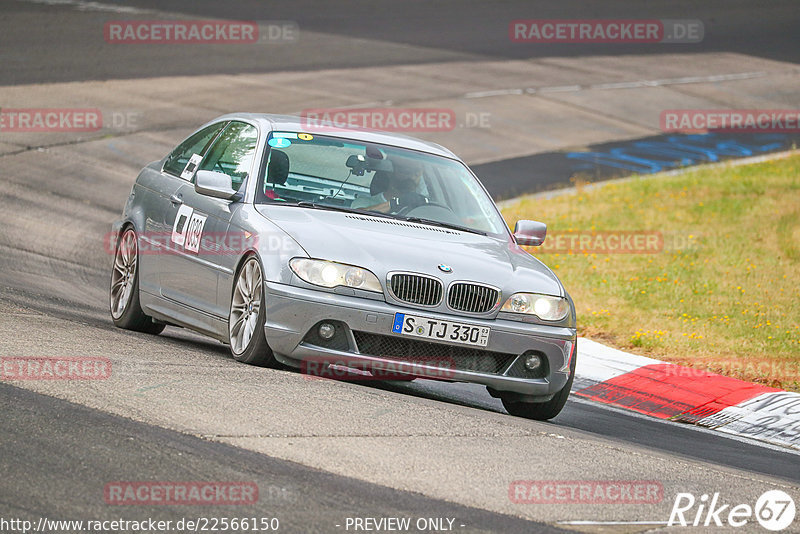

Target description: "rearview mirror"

left=346, top=154, right=368, bottom=176
left=514, top=220, right=547, bottom=246
left=195, top=170, right=237, bottom=200
left=346, top=154, right=394, bottom=176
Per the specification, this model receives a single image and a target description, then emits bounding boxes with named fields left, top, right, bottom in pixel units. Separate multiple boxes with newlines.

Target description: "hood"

left=256, top=205, right=564, bottom=297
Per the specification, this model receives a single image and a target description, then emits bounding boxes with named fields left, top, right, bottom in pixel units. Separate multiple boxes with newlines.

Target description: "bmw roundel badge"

left=438, top=264, right=452, bottom=273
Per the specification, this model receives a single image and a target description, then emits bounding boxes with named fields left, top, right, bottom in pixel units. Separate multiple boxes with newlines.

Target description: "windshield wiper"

left=293, top=202, right=487, bottom=234
left=401, top=216, right=487, bottom=236
left=295, top=201, right=394, bottom=219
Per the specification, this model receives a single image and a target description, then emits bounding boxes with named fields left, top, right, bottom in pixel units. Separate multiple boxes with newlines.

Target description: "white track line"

left=15, top=0, right=154, bottom=14
left=465, top=71, right=771, bottom=99
left=558, top=520, right=669, bottom=526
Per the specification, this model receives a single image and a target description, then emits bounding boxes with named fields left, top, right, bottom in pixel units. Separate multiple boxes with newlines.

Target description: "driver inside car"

left=394, top=159, right=429, bottom=198
left=350, top=170, right=397, bottom=212
left=351, top=160, right=428, bottom=213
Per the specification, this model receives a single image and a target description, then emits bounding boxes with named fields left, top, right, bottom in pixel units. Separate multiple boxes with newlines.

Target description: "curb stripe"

left=697, top=391, right=800, bottom=448
left=575, top=363, right=777, bottom=419
left=574, top=337, right=797, bottom=449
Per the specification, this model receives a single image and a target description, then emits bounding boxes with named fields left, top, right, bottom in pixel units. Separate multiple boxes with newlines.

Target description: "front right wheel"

left=228, top=255, right=279, bottom=367
left=501, top=343, right=576, bottom=421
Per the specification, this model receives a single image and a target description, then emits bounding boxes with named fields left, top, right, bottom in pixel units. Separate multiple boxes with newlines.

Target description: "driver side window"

left=198, top=121, right=259, bottom=192
left=162, top=122, right=227, bottom=178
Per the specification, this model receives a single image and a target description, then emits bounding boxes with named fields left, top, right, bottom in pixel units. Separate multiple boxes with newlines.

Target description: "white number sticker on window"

left=180, top=153, right=203, bottom=180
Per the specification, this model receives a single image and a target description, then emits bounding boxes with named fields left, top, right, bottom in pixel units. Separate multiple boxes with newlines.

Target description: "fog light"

left=318, top=323, right=336, bottom=340
left=524, top=353, right=542, bottom=371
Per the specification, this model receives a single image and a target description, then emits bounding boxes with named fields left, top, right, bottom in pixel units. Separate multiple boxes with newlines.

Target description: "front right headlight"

left=289, top=258, right=383, bottom=293
left=501, top=293, right=569, bottom=321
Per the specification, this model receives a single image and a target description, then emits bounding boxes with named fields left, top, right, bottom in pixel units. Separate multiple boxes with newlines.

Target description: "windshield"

left=255, top=131, right=508, bottom=236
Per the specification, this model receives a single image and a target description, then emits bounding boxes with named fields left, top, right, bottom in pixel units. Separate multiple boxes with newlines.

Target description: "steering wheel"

left=396, top=201, right=454, bottom=217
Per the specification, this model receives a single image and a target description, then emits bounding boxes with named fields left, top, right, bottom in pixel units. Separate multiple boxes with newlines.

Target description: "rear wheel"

left=501, top=344, right=576, bottom=421
left=228, top=255, right=279, bottom=367
left=109, top=227, right=165, bottom=334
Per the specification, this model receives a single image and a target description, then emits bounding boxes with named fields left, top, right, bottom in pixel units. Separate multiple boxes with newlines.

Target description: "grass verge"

left=501, top=153, right=800, bottom=391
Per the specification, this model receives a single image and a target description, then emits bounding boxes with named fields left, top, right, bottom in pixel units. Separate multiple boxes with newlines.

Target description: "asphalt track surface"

left=0, top=383, right=565, bottom=534
left=3, top=0, right=799, bottom=84
left=1, top=1, right=800, bottom=532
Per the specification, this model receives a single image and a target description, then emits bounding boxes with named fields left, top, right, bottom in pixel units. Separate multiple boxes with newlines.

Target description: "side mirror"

left=195, top=170, right=237, bottom=200
left=514, top=220, right=547, bottom=246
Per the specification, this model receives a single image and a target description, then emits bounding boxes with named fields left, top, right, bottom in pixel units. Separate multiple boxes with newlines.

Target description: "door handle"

left=170, top=194, right=183, bottom=205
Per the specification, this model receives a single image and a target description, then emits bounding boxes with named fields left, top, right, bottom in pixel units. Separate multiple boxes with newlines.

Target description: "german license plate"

left=391, top=312, right=490, bottom=347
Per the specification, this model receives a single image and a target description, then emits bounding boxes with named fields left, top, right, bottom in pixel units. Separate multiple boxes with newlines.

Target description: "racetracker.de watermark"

left=510, top=19, right=703, bottom=43
left=0, top=108, right=142, bottom=133
left=104, top=20, right=298, bottom=44
left=661, top=109, right=800, bottom=133
left=509, top=480, right=664, bottom=504
left=0, top=108, right=101, bottom=132
left=104, top=482, right=258, bottom=506
left=663, top=360, right=800, bottom=382
left=301, top=358, right=457, bottom=381
left=1, top=357, right=111, bottom=380
left=300, top=108, right=461, bottom=132
left=533, top=231, right=663, bottom=254
left=104, top=231, right=279, bottom=256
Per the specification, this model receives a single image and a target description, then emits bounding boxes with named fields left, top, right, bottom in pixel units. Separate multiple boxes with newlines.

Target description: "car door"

left=137, top=121, right=227, bottom=296
left=160, top=121, right=260, bottom=318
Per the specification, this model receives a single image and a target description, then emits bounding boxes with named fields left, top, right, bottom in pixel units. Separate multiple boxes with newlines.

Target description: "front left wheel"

left=228, top=255, right=279, bottom=367
left=109, top=227, right=165, bottom=335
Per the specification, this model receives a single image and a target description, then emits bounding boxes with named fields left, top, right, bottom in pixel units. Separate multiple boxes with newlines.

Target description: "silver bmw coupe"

left=109, top=114, right=577, bottom=420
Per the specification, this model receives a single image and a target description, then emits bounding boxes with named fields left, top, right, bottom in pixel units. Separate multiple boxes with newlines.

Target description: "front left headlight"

left=289, top=258, right=383, bottom=293
left=501, top=293, right=570, bottom=321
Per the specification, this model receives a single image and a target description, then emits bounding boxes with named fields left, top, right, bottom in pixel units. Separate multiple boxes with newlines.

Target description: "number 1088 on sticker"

left=184, top=213, right=207, bottom=253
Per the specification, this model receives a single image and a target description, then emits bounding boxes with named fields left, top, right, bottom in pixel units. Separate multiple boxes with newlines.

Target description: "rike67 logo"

left=669, top=490, right=796, bottom=531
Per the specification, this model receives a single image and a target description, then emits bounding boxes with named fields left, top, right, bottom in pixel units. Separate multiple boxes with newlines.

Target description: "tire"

left=381, top=376, right=416, bottom=383
left=501, top=343, right=576, bottom=421
left=109, top=226, right=165, bottom=335
left=228, top=254, right=279, bottom=367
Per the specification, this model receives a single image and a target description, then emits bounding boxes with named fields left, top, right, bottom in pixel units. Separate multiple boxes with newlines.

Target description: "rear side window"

left=162, top=122, right=227, bottom=177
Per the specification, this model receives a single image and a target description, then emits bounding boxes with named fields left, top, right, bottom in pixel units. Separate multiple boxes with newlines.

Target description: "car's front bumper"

left=263, top=281, right=576, bottom=399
